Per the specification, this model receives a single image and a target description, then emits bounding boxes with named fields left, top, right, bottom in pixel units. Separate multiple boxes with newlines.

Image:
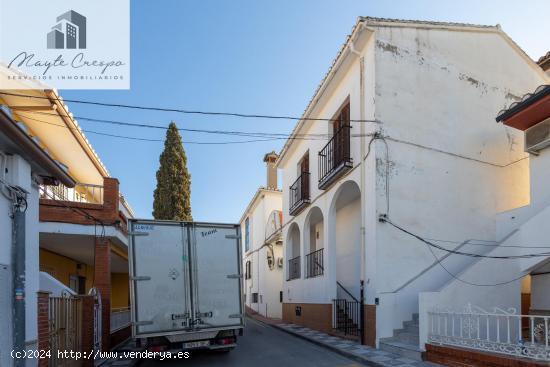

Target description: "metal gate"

left=48, top=292, right=82, bottom=367
left=88, top=287, right=102, bottom=358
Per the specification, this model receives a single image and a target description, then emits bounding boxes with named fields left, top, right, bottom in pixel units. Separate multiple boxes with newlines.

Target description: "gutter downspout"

left=349, top=28, right=366, bottom=345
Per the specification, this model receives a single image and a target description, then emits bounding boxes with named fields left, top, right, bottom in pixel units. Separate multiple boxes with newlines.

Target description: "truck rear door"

left=190, top=223, right=243, bottom=329
left=130, top=221, right=191, bottom=336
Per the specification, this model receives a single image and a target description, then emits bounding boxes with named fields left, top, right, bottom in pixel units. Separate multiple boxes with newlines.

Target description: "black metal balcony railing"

left=305, top=248, right=324, bottom=278
left=289, top=172, right=310, bottom=215
left=287, top=256, right=301, bottom=281
left=318, top=125, right=352, bottom=189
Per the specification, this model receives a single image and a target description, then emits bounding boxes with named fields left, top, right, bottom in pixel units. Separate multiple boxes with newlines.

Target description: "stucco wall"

left=371, top=25, right=547, bottom=340
left=278, top=22, right=547, bottom=345
left=241, top=190, right=283, bottom=318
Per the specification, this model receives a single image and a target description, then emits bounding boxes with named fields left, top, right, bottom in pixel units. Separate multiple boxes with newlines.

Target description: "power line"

left=426, top=237, right=550, bottom=249
left=16, top=112, right=288, bottom=144
left=6, top=92, right=529, bottom=167
left=379, top=215, right=538, bottom=287
left=379, top=215, right=550, bottom=260
left=0, top=91, right=379, bottom=123
left=20, top=110, right=329, bottom=139
left=424, top=233, right=527, bottom=287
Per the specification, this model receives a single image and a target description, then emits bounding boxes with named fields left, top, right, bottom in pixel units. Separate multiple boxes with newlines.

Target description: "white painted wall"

left=371, top=25, right=547, bottom=341
left=0, top=154, right=40, bottom=367
left=241, top=190, right=283, bottom=318
left=278, top=20, right=547, bottom=346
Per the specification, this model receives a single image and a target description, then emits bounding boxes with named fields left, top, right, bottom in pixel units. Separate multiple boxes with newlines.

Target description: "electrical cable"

left=39, top=187, right=107, bottom=236
left=16, top=112, right=288, bottom=144
left=379, top=216, right=537, bottom=286
left=22, top=110, right=332, bottom=139
left=0, top=91, right=380, bottom=123
left=379, top=216, right=550, bottom=259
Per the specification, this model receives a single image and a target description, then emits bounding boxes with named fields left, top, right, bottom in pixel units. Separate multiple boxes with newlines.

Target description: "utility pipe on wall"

left=350, top=26, right=367, bottom=346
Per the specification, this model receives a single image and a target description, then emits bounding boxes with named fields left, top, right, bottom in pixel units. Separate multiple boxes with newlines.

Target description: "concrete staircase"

left=379, top=313, right=423, bottom=361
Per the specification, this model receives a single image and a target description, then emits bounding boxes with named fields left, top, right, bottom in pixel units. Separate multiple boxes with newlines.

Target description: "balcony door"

left=299, top=153, right=309, bottom=199
left=333, top=103, right=350, bottom=166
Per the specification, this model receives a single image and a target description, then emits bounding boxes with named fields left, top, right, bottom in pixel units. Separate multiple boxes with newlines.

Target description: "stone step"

left=403, top=319, right=419, bottom=329
left=379, top=339, right=424, bottom=361
left=397, top=324, right=419, bottom=334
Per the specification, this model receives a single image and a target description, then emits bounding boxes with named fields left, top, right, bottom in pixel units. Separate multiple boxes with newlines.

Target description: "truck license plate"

left=184, top=340, right=210, bottom=349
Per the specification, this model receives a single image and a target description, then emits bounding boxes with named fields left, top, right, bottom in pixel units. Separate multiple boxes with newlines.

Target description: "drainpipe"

left=350, top=30, right=366, bottom=346
left=3, top=184, right=28, bottom=366
left=13, top=204, right=25, bottom=366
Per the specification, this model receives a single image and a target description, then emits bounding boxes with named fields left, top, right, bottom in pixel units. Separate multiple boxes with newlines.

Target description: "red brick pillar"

left=102, top=177, right=120, bottom=222
left=37, top=291, right=51, bottom=367
left=80, top=295, right=94, bottom=367
left=94, top=237, right=111, bottom=351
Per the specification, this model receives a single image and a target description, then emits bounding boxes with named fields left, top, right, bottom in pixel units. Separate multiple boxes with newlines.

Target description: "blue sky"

left=62, top=0, right=549, bottom=222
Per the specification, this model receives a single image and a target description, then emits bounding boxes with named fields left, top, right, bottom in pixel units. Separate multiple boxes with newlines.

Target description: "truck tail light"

left=217, top=337, right=235, bottom=345
left=148, top=345, right=166, bottom=352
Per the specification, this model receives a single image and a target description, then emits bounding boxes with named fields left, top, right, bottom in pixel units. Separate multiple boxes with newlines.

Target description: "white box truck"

left=128, top=219, right=244, bottom=352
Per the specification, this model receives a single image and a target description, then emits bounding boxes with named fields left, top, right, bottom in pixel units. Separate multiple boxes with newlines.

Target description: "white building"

left=0, top=105, right=75, bottom=367
left=241, top=152, right=284, bottom=319
left=276, top=16, right=548, bottom=361
left=418, top=55, right=549, bottom=365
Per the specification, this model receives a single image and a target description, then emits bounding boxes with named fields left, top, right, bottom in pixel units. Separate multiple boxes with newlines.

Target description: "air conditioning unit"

left=525, top=117, right=550, bottom=153
left=277, top=257, right=283, bottom=268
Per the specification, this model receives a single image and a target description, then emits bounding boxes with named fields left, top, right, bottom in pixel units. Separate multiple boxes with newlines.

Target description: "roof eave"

left=0, top=109, right=76, bottom=187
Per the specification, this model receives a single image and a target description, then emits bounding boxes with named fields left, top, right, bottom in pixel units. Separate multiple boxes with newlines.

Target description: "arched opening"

left=304, top=207, right=324, bottom=278
left=286, top=223, right=301, bottom=280
left=331, top=180, right=361, bottom=299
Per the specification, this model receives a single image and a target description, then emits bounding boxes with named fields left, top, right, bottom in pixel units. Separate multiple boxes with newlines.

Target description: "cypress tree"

left=152, top=121, right=192, bottom=221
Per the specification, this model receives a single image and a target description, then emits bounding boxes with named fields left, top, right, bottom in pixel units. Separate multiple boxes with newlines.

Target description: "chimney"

left=263, top=151, right=279, bottom=189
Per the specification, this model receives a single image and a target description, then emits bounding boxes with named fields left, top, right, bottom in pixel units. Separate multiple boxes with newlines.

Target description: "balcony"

left=39, top=177, right=129, bottom=234
left=305, top=248, right=324, bottom=278
left=318, top=125, right=353, bottom=190
left=289, top=172, right=311, bottom=216
left=287, top=256, right=301, bottom=281
left=39, top=182, right=104, bottom=204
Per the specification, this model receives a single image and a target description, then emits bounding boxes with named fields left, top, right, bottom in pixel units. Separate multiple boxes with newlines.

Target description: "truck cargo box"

left=128, top=219, right=244, bottom=349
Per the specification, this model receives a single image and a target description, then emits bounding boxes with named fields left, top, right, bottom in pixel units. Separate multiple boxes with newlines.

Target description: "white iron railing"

left=40, top=182, right=104, bottom=204
left=428, top=304, right=550, bottom=361
left=110, top=307, right=131, bottom=333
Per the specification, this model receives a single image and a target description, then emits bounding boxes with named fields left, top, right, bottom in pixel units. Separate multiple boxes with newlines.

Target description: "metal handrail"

left=336, top=281, right=359, bottom=303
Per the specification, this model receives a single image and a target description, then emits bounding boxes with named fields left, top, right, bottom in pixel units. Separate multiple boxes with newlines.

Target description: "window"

left=252, top=293, right=258, bottom=303
left=245, top=217, right=250, bottom=252
left=280, top=291, right=283, bottom=303
left=245, top=260, right=252, bottom=279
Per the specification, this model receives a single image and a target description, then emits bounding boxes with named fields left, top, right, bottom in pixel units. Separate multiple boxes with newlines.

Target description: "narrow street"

left=139, top=317, right=360, bottom=367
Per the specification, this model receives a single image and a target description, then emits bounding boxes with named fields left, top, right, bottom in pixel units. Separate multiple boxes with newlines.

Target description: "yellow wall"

left=40, top=249, right=94, bottom=291
left=40, top=249, right=129, bottom=308
left=111, top=273, right=129, bottom=309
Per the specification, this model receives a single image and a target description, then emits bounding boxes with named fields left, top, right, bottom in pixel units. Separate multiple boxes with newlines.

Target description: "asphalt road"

left=139, top=317, right=361, bottom=367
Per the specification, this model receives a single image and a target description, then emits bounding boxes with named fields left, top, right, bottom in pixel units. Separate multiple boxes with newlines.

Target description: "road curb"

left=253, top=318, right=383, bottom=367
